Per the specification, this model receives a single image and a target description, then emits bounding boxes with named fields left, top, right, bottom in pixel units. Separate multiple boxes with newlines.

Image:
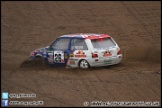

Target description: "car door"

left=49, top=37, right=71, bottom=66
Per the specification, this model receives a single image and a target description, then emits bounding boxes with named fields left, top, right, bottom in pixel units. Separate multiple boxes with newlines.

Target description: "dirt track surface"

left=1, top=1, right=161, bottom=107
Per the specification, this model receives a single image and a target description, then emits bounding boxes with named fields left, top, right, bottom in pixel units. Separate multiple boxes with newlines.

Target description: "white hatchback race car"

left=28, top=33, right=122, bottom=68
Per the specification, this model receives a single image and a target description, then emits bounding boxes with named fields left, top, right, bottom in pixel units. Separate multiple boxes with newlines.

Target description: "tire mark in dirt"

left=118, top=73, right=138, bottom=100
left=81, top=2, right=97, bottom=17
left=74, top=69, right=107, bottom=101
left=36, top=67, right=103, bottom=101
left=92, top=71, right=116, bottom=100
left=2, top=49, right=29, bottom=56
left=54, top=2, right=72, bottom=29
left=129, top=2, right=160, bottom=45
left=21, top=68, right=92, bottom=103
left=120, top=2, right=157, bottom=44
left=2, top=78, right=74, bottom=106
left=91, top=66, right=138, bottom=100
left=73, top=68, right=121, bottom=101
left=74, top=75, right=101, bottom=101
left=2, top=69, right=19, bottom=79
left=1, top=19, right=21, bottom=49
left=121, top=70, right=160, bottom=101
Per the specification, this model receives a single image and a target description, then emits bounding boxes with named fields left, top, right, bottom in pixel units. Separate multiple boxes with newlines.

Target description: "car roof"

left=60, top=33, right=110, bottom=39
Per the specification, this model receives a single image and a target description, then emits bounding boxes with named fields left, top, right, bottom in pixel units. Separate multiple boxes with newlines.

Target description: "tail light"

left=117, top=50, right=121, bottom=55
left=92, top=53, right=98, bottom=58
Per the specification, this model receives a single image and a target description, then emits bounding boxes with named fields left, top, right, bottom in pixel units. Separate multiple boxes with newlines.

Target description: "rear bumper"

left=88, top=54, right=122, bottom=67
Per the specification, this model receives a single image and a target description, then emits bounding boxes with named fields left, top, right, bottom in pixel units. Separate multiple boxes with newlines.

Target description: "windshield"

left=91, top=38, right=116, bottom=50
left=51, top=38, right=70, bottom=50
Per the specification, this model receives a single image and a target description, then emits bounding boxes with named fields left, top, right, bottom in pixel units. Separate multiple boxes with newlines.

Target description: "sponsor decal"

left=48, top=58, right=53, bottom=63
left=43, top=50, right=47, bottom=54
left=35, top=50, right=40, bottom=53
left=75, top=55, right=86, bottom=57
left=48, top=52, right=53, bottom=57
left=69, top=60, right=75, bottom=65
left=71, top=59, right=78, bottom=61
left=103, top=51, right=112, bottom=57
left=70, top=53, right=74, bottom=57
left=44, top=50, right=46, bottom=52
left=64, top=54, right=69, bottom=59
left=47, top=49, right=52, bottom=52
left=71, top=46, right=83, bottom=50
left=75, top=50, right=86, bottom=58
left=104, top=59, right=112, bottom=64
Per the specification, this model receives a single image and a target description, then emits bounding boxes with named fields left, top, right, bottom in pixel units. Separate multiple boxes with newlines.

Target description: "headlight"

left=30, top=51, right=35, bottom=56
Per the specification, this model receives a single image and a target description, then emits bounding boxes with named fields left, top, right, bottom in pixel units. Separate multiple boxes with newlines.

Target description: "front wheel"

left=79, top=60, right=90, bottom=69
left=34, top=56, right=44, bottom=62
left=34, top=56, right=48, bottom=65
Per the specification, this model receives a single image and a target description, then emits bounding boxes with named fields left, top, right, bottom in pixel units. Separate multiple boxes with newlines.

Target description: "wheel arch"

left=35, top=54, right=44, bottom=60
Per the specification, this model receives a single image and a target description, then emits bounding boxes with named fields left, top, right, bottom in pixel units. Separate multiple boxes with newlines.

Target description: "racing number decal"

left=55, top=54, right=61, bottom=62
left=54, top=51, right=65, bottom=63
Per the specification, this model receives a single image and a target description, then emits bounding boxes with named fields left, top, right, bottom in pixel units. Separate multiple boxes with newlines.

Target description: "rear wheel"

left=79, top=60, right=89, bottom=69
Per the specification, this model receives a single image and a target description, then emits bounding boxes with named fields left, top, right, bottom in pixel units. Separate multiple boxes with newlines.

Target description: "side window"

left=71, top=39, right=88, bottom=50
left=52, top=38, right=70, bottom=50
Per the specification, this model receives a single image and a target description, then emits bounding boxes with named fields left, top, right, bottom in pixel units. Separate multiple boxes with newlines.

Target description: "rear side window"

left=91, top=38, right=116, bottom=49
left=71, top=39, right=88, bottom=50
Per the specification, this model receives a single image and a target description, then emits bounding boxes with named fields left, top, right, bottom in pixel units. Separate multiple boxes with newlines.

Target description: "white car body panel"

left=66, top=37, right=122, bottom=68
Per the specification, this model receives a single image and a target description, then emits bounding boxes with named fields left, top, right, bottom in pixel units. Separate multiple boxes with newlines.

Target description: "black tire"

left=34, top=56, right=47, bottom=65
left=35, top=56, right=43, bottom=61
